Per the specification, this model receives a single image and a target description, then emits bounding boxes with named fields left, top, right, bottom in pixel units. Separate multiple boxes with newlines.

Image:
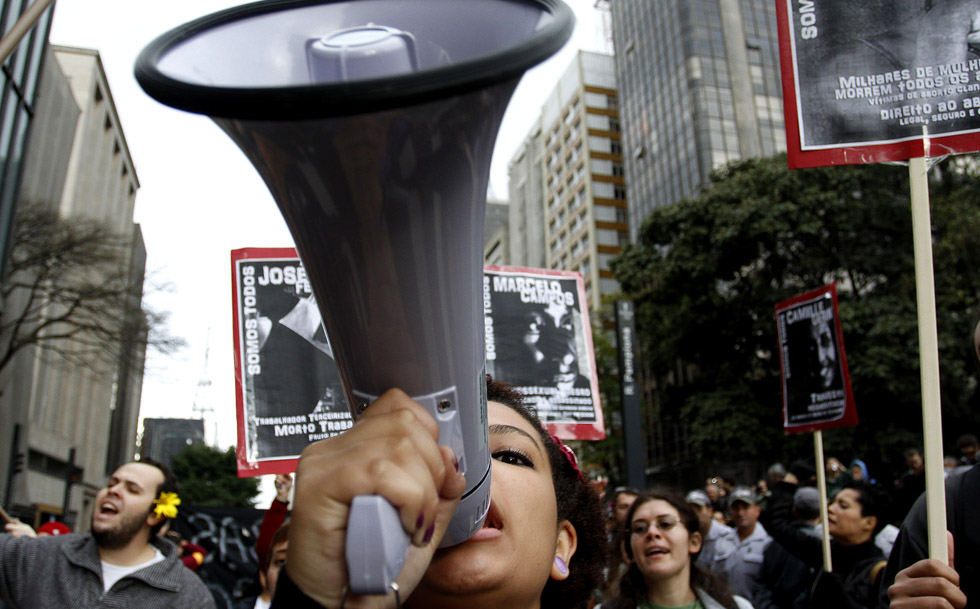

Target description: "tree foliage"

left=612, top=154, right=980, bottom=474
left=0, top=201, right=182, bottom=381
left=170, top=444, right=259, bottom=508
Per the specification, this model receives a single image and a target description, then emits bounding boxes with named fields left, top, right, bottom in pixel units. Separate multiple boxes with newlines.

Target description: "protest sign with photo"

left=484, top=266, right=604, bottom=440
left=776, top=1, right=980, bottom=167
left=231, top=248, right=350, bottom=477
left=775, top=283, right=858, bottom=434
left=233, top=253, right=606, bottom=475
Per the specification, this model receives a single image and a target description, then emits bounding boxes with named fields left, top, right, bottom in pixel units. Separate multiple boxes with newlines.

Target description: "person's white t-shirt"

left=253, top=598, right=271, bottom=609
left=101, top=547, right=165, bottom=592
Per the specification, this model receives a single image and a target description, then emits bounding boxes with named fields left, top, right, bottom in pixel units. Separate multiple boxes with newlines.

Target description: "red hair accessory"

left=550, top=434, right=583, bottom=480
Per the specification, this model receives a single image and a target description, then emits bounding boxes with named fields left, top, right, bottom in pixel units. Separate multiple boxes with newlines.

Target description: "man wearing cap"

left=686, top=488, right=737, bottom=575
left=754, top=486, right=821, bottom=609
left=712, top=485, right=773, bottom=599
left=0, top=459, right=214, bottom=609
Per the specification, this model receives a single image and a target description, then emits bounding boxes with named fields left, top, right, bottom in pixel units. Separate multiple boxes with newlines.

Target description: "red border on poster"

left=774, top=283, right=859, bottom=434
left=775, top=1, right=980, bottom=169
left=231, top=247, right=305, bottom=477
left=484, top=265, right=605, bottom=441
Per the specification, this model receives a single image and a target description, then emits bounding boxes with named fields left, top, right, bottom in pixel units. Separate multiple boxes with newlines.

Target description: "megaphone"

left=135, top=0, right=573, bottom=597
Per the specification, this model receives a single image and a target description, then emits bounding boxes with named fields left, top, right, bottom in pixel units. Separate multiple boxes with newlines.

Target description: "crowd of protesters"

left=594, top=439, right=977, bottom=609
left=2, top=423, right=976, bottom=609
left=5, top=334, right=980, bottom=609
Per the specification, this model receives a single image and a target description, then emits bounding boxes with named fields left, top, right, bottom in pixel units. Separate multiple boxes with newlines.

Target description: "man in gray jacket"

left=0, top=459, right=214, bottom=609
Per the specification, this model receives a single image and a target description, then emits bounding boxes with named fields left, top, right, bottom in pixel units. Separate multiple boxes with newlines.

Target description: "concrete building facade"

left=506, top=51, right=626, bottom=312
left=0, top=45, right=145, bottom=531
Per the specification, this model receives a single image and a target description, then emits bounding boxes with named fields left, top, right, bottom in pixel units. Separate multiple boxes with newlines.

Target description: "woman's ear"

left=689, top=530, right=703, bottom=555
left=550, top=520, right=578, bottom=581
left=861, top=515, right=878, bottom=536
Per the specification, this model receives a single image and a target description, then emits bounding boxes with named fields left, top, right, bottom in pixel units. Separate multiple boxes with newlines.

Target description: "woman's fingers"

left=284, top=389, right=466, bottom=609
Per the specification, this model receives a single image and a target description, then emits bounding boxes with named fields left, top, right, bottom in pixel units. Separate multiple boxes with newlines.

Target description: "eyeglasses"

left=630, top=516, right=681, bottom=535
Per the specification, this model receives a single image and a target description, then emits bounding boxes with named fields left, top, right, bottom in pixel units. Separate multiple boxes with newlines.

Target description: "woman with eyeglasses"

left=602, top=490, right=754, bottom=609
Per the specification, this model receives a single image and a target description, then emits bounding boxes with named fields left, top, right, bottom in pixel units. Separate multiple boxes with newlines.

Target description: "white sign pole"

left=908, top=145, right=949, bottom=563
left=813, top=430, right=833, bottom=572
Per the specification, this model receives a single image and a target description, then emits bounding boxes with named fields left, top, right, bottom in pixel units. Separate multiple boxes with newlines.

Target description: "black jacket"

left=877, top=464, right=978, bottom=608
left=761, top=481, right=884, bottom=609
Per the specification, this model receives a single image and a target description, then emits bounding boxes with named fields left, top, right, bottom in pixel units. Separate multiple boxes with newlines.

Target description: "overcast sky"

left=47, top=0, right=609, bottom=497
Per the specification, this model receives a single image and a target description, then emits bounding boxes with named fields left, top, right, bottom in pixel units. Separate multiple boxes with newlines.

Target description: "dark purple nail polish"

left=423, top=523, right=435, bottom=544
left=454, top=457, right=460, bottom=472
left=416, top=513, right=425, bottom=530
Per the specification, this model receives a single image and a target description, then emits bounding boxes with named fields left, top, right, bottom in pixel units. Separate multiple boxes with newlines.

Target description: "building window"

left=596, top=229, right=619, bottom=246
left=600, top=277, right=620, bottom=294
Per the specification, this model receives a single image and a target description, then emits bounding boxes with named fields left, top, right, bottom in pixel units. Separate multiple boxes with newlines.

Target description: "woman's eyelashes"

left=491, top=448, right=534, bottom=468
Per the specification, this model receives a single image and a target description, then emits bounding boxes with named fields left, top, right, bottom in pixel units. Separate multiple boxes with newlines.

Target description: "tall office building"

left=0, top=0, right=55, bottom=275
left=139, top=419, right=206, bottom=468
left=483, top=196, right=509, bottom=267
left=611, top=0, right=785, bottom=238
left=0, top=45, right=145, bottom=530
left=506, top=51, right=626, bottom=312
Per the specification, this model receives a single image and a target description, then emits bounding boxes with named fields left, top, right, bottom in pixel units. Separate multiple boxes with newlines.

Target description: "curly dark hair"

left=137, top=457, right=180, bottom=535
left=605, top=488, right=738, bottom=609
left=486, top=375, right=608, bottom=609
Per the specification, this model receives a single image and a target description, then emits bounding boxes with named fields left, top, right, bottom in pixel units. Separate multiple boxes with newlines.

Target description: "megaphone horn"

left=136, top=0, right=574, bottom=596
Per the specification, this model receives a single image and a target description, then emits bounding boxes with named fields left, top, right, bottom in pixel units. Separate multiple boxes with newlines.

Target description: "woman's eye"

left=492, top=449, right=533, bottom=467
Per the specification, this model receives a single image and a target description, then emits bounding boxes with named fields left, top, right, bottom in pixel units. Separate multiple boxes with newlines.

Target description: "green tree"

left=612, top=154, right=980, bottom=472
left=170, top=444, right=259, bottom=508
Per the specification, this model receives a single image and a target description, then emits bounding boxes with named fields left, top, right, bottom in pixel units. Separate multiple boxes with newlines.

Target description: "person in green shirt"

left=602, top=490, right=754, bottom=609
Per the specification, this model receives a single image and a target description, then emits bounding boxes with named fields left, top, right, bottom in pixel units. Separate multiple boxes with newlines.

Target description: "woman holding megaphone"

left=271, top=376, right=607, bottom=609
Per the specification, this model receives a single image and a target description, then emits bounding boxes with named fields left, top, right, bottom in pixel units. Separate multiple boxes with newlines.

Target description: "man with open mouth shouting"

left=0, top=459, right=214, bottom=609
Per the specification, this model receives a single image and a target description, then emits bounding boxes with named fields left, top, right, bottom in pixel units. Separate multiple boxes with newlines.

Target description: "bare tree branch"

left=0, top=201, right=185, bottom=384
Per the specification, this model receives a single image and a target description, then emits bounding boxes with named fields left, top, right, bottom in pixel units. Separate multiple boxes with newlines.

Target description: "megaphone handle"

left=346, top=494, right=410, bottom=595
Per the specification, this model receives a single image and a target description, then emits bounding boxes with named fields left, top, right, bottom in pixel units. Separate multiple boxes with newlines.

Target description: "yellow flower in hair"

left=153, top=491, right=181, bottom=519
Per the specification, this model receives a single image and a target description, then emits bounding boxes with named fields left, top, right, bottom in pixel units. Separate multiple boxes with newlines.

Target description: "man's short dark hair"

left=957, top=433, right=979, bottom=450
left=842, top=480, right=890, bottom=533
left=137, top=457, right=180, bottom=534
